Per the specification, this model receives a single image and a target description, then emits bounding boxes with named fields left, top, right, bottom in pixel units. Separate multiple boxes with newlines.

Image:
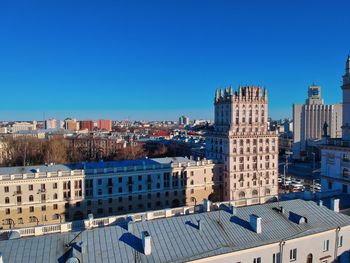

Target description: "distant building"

left=10, top=121, right=37, bottom=133
left=44, top=118, right=57, bottom=129
left=64, top=118, right=79, bottom=131
left=206, top=86, right=278, bottom=204
left=97, top=119, right=112, bottom=131
left=178, top=115, right=190, bottom=126
left=293, top=85, right=342, bottom=159
left=79, top=120, right=94, bottom=131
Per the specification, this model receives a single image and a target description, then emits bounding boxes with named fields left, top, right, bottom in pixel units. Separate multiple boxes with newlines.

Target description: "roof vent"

left=273, top=206, right=285, bottom=214
left=318, top=200, right=323, bottom=207
left=249, top=214, right=262, bottom=234
left=197, top=219, right=202, bottom=231
left=203, top=199, right=211, bottom=212
left=289, top=212, right=308, bottom=224
left=141, top=231, right=151, bottom=255
left=331, top=198, right=339, bottom=212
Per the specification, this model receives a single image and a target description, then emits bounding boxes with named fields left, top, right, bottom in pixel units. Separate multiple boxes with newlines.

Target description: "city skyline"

left=1, top=0, right=349, bottom=120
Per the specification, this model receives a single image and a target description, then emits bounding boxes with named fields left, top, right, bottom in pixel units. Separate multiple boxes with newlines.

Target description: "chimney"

left=203, top=199, right=211, bottom=212
left=230, top=204, right=237, bottom=215
left=249, top=214, right=262, bottom=234
left=142, top=231, right=151, bottom=255
left=331, top=198, right=340, bottom=212
left=197, top=219, right=202, bottom=231
left=318, top=200, right=323, bottom=207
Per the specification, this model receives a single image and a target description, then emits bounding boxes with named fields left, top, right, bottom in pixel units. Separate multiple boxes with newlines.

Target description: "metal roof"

left=0, top=157, right=195, bottom=175
left=1, top=199, right=350, bottom=263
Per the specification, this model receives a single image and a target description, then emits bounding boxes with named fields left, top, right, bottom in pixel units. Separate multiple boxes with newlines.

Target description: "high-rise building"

left=64, top=118, right=79, bottom=131
left=44, top=118, right=57, bottom=129
left=179, top=115, right=190, bottom=126
left=97, top=119, right=112, bottom=131
left=342, top=55, right=350, bottom=141
left=79, top=120, right=94, bottom=131
left=321, top=56, right=350, bottom=194
left=293, top=85, right=342, bottom=159
left=206, top=86, right=278, bottom=204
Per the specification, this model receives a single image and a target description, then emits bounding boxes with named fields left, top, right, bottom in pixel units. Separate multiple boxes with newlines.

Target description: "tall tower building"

left=206, top=86, right=278, bottom=205
left=342, top=55, right=350, bottom=140
left=293, top=85, right=342, bottom=159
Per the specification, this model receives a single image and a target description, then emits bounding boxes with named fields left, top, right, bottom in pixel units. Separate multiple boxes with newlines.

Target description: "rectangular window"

left=338, top=236, right=343, bottom=247
left=290, top=248, right=297, bottom=261
left=273, top=253, right=281, bottom=263
left=323, top=239, right=329, bottom=251
left=28, top=185, right=33, bottom=191
left=253, top=257, right=261, bottom=263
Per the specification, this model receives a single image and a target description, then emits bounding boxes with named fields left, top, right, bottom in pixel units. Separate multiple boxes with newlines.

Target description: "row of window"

left=3, top=181, right=82, bottom=194
left=247, top=239, right=344, bottom=263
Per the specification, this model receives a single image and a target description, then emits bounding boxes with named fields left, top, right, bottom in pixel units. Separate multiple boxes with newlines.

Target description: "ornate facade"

left=206, top=86, right=278, bottom=204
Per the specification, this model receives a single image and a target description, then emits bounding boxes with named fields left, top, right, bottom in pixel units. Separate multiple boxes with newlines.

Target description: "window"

left=53, top=204, right=58, bottom=210
left=5, top=208, right=10, bottom=214
left=338, top=235, right=343, bottom=247
left=323, top=239, right=329, bottom=251
left=28, top=185, right=33, bottom=191
left=4, top=186, right=9, bottom=192
left=98, top=179, right=102, bottom=185
left=53, top=193, right=58, bottom=199
left=29, top=195, right=34, bottom=202
left=5, top=197, right=9, bottom=204
left=53, top=183, right=57, bottom=189
left=253, top=257, right=261, bottom=263
left=289, top=248, right=297, bottom=261
left=273, top=253, right=280, bottom=263
left=17, top=207, right=22, bottom=214
left=29, top=206, right=34, bottom=212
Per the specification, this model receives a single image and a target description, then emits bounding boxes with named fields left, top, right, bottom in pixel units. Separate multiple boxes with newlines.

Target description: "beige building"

left=206, top=86, right=278, bottom=204
left=293, top=85, right=342, bottom=159
left=10, top=121, right=37, bottom=133
left=0, top=157, right=222, bottom=229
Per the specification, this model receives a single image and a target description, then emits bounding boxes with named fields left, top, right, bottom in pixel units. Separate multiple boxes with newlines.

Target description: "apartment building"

left=0, top=157, right=222, bottom=229
left=1, top=199, right=349, bottom=263
left=206, top=86, right=279, bottom=204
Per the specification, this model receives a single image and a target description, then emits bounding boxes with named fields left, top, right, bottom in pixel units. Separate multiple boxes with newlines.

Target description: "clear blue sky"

left=1, top=0, right=349, bottom=121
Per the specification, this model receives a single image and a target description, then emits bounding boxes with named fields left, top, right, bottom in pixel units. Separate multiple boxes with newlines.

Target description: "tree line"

left=0, top=137, right=192, bottom=167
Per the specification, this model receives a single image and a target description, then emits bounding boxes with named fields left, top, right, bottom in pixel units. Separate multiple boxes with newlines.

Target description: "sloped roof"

left=1, top=199, right=350, bottom=263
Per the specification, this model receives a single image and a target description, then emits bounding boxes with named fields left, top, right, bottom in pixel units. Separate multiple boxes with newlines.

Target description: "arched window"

left=252, top=190, right=258, bottom=196
left=239, top=191, right=245, bottom=199
left=343, top=168, right=349, bottom=178
left=53, top=193, right=58, bottom=199
left=29, top=195, right=34, bottom=202
left=266, top=188, right=271, bottom=195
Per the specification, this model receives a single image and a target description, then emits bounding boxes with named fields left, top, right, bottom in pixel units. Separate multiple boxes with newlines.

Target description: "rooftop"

left=0, top=157, right=210, bottom=176
left=0, top=199, right=349, bottom=263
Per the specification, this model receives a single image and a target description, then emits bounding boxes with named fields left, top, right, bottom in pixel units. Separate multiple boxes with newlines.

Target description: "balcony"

left=13, top=190, right=22, bottom=195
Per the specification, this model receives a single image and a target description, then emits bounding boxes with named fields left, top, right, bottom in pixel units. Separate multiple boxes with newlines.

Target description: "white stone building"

left=206, top=86, right=278, bottom=204
left=293, top=85, right=342, bottom=159
left=321, top=56, right=350, bottom=194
